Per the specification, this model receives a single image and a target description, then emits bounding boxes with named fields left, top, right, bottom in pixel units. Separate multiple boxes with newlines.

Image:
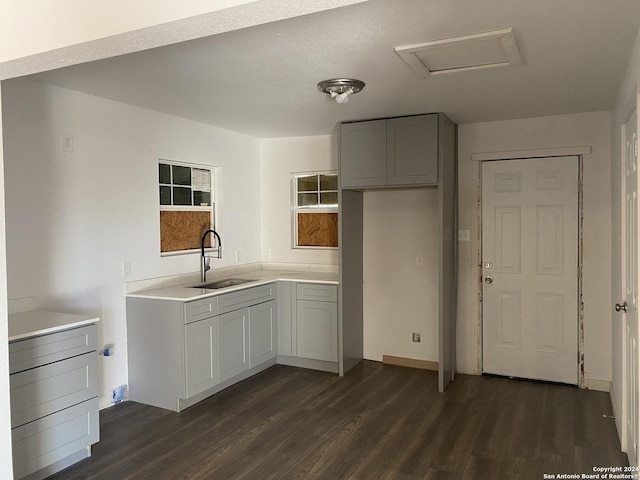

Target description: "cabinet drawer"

left=218, top=283, right=276, bottom=315
left=296, top=283, right=337, bottom=303
left=12, top=398, right=99, bottom=480
left=185, top=297, right=218, bottom=324
left=10, top=353, right=98, bottom=428
left=9, top=324, right=97, bottom=374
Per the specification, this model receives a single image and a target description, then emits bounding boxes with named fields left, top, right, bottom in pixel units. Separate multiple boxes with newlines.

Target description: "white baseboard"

left=586, top=378, right=611, bottom=392
left=610, top=382, right=623, bottom=446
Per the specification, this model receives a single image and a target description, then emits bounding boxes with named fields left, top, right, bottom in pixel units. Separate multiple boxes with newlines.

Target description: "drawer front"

left=185, top=297, right=218, bottom=324
left=10, top=353, right=98, bottom=428
left=12, top=398, right=99, bottom=480
left=9, top=324, right=97, bottom=374
left=218, top=283, right=276, bottom=315
left=296, top=283, right=338, bottom=303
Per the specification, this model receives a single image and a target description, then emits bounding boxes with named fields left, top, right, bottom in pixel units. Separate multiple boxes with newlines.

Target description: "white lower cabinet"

left=249, top=300, right=277, bottom=367
left=127, top=283, right=277, bottom=412
left=9, top=322, right=99, bottom=480
left=296, top=299, right=338, bottom=362
left=184, top=317, right=219, bottom=398
left=218, top=308, right=249, bottom=382
left=277, top=281, right=339, bottom=372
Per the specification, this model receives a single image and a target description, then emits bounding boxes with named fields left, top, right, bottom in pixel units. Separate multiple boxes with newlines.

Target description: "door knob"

left=484, top=276, right=493, bottom=284
left=615, top=302, right=627, bottom=313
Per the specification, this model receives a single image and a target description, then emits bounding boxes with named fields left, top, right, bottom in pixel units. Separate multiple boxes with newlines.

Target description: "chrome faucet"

left=200, top=229, right=222, bottom=283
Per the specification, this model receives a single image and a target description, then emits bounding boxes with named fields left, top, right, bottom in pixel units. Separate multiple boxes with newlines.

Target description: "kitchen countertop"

left=9, top=310, right=100, bottom=342
left=126, top=269, right=338, bottom=301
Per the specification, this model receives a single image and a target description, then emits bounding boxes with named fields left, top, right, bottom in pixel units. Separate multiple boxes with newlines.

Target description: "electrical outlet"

left=458, top=229, right=471, bottom=242
left=412, top=332, right=421, bottom=343
left=61, top=133, right=74, bottom=152
left=111, top=384, right=127, bottom=403
left=416, top=254, right=424, bottom=267
left=235, top=249, right=242, bottom=263
left=264, top=248, right=272, bottom=261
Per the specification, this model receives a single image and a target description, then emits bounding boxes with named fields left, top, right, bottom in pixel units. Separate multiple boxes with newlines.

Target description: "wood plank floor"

left=49, top=361, right=628, bottom=480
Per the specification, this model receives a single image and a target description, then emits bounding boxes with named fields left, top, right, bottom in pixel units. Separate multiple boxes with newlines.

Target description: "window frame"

left=159, top=159, right=218, bottom=257
left=291, top=171, right=338, bottom=250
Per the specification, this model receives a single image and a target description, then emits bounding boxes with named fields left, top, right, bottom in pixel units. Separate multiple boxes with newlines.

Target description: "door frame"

left=475, top=150, right=586, bottom=386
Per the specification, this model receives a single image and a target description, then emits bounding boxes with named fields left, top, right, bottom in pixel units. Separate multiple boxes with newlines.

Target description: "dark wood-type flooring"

left=49, top=361, right=628, bottom=480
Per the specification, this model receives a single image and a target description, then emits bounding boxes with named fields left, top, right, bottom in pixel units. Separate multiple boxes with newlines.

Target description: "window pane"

left=298, top=192, right=318, bottom=207
left=172, top=165, right=191, bottom=186
left=320, top=192, right=338, bottom=206
left=173, top=186, right=192, bottom=205
left=160, top=186, right=171, bottom=205
left=297, top=175, right=318, bottom=192
left=319, top=175, right=337, bottom=191
left=194, top=190, right=211, bottom=206
left=159, top=163, right=171, bottom=184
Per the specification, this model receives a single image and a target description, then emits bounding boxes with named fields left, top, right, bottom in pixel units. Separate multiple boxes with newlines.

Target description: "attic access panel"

left=395, top=28, right=522, bottom=78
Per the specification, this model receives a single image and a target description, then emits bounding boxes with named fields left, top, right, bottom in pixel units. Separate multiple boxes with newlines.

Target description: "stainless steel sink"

left=190, top=278, right=253, bottom=289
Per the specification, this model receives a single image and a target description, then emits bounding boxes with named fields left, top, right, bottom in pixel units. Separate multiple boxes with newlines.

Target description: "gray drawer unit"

left=9, top=321, right=99, bottom=480
left=11, top=352, right=98, bottom=428
left=185, top=296, right=218, bottom=324
left=218, top=283, right=276, bottom=314
left=9, top=324, right=97, bottom=374
left=296, top=283, right=338, bottom=303
left=12, top=398, right=99, bottom=480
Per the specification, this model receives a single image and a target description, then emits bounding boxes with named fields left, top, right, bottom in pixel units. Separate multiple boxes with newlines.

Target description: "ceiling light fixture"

left=318, top=78, right=365, bottom=104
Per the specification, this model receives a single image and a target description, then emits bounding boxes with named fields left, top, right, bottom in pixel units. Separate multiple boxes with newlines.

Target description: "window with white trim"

left=292, top=172, right=338, bottom=248
left=159, top=160, right=216, bottom=254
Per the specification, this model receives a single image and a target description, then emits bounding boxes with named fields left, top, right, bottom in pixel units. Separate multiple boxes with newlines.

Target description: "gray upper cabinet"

left=340, top=114, right=438, bottom=188
left=387, top=115, right=438, bottom=185
left=340, top=119, right=387, bottom=188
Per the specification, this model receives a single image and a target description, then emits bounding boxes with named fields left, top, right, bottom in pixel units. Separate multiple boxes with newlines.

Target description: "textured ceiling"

left=25, top=0, right=640, bottom=138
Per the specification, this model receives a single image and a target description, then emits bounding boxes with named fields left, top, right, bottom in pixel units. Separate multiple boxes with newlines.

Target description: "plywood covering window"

left=293, top=172, right=338, bottom=248
left=159, top=160, right=216, bottom=254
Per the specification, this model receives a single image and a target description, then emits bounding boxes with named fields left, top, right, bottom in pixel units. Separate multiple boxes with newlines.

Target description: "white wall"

left=457, top=112, right=613, bottom=387
left=0, top=0, right=367, bottom=79
left=0, top=86, right=12, bottom=479
left=260, top=135, right=338, bottom=266
left=610, top=27, right=640, bottom=437
left=1, top=78, right=262, bottom=408
left=363, top=189, right=439, bottom=362
left=0, top=0, right=255, bottom=63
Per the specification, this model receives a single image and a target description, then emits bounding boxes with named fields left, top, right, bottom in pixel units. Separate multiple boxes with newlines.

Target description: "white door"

left=622, top=105, right=639, bottom=466
left=482, top=156, right=579, bottom=384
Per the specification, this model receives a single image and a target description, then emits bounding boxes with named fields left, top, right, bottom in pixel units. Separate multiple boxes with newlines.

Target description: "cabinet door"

left=249, top=300, right=277, bottom=368
left=340, top=120, right=387, bottom=188
left=387, top=115, right=438, bottom=185
left=184, top=317, right=218, bottom=398
left=296, top=300, right=338, bottom=362
left=218, top=308, right=249, bottom=382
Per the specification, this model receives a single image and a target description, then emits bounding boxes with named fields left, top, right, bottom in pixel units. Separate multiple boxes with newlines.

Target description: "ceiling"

left=25, top=0, right=640, bottom=138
